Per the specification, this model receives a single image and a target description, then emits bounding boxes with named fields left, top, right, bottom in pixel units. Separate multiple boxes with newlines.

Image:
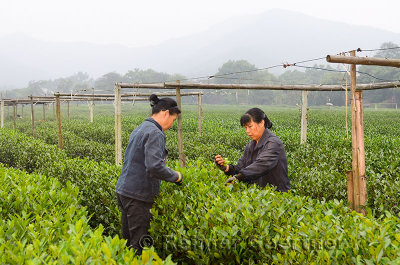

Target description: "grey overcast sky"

left=1, top=0, right=399, bottom=47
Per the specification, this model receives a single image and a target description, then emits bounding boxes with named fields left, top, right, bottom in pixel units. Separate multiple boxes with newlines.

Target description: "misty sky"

left=1, top=0, right=399, bottom=48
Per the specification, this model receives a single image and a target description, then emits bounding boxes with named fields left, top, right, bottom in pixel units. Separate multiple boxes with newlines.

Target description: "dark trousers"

left=116, top=193, right=154, bottom=255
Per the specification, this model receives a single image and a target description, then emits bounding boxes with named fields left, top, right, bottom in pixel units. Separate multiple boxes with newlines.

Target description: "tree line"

left=3, top=42, right=399, bottom=107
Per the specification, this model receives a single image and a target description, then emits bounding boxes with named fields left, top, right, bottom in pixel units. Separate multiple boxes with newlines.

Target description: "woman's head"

left=149, top=94, right=181, bottom=131
left=240, top=108, right=272, bottom=141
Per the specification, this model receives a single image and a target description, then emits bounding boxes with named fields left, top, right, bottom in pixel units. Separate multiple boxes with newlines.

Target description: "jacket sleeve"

left=238, top=140, right=281, bottom=181
left=144, top=131, right=180, bottom=183
left=225, top=145, right=248, bottom=176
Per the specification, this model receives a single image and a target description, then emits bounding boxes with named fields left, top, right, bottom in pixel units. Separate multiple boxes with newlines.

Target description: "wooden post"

left=300, top=90, right=308, bottom=144
left=198, top=93, right=202, bottom=133
left=7, top=105, right=10, bottom=120
left=176, top=82, right=186, bottom=167
left=21, top=104, right=24, bottom=118
left=56, top=95, right=63, bottom=149
left=349, top=50, right=366, bottom=215
left=30, top=95, right=35, bottom=137
left=90, top=100, right=94, bottom=122
left=13, top=103, right=16, bottom=130
left=0, top=99, right=4, bottom=128
left=355, top=90, right=367, bottom=213
left=346, top=171, right=354, bottom=210
left=115, top=84, right=122, bottom=165
left=43, top=104, right=46, bottom=121
left=327, top=55, right=400, bottom=67
left=67, top=101, right=70, bottom=120
left=52, top=102, right=55, bottom=117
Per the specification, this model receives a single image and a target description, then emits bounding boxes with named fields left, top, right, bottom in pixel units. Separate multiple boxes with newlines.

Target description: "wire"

left=294, top=65, right=347, bottom=73
left=358, top=46, right=400, bottom=52
left=293, top=64, right=400, bottom=82
left=118, top=56, right=327, bottom=87
left=116, top=45, right=398, bottom=87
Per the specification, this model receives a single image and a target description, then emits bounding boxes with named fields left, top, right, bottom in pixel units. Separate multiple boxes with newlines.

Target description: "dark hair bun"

left=149, top=94, right=160, bottom=107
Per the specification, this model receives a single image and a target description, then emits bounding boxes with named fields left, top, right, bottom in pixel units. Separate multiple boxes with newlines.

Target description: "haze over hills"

left=1, top=9, right=399, bottom=88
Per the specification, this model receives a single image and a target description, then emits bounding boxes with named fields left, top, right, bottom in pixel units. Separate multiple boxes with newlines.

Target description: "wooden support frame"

left=30, top=96, right=35, bottom=137
left=1, top=98, right=4, bottom=128
left=300, top=91, right=308, bottom=144
left=90, top=100, right=94, bottom=122
left=349, top=50, right=366, bottom=214
left=198, top=93, right=203, bottom=133
left=325, top=50, right=400, bottom=214
left=13, top=103, right=16, bottom=130
left=327, top=55, right=400, bottom=68
left=114, top=85, right=122, bottom=165
left=56, top=95, right=63, bottom=149
left=176, top=84, right=186, bottom=167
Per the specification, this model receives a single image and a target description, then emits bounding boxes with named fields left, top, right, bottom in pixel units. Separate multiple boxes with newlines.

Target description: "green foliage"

left=0, top=165, right=174, bottom=264
left=152, top=162, right=400, bottom=264
left=2, top=105, right=400, bottom=263
left=5, top=105, right=400, bottom=219
left=0, top=129, right=121, bottom=235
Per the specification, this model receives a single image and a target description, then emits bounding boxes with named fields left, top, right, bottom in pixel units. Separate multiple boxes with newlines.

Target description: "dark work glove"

left=215, top=159, right=227, bottom=171
left=175, top=172, right=183, bottom=186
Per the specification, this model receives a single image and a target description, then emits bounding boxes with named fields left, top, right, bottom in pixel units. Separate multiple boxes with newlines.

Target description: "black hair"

left=240, top=108, right=272, bottom=129
left=149, top=94, right=181, bottom=115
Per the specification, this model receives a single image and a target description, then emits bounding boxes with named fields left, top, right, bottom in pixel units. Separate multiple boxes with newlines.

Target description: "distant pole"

left=30, top=95, right=35, bottom=137
left=7, top=105, right=10, bottom=120
left=52, top=102, right=55, bottom=118
left=114, top=84, right=122, bottom=165
left=56, top=95, right=63, bottom=149
left=43, top=104, right=46, bottom=121
left=176, top=81, right=186, bottom=167
left=90, top=100, right=94, bottom=122
left=13, top=103, right=16, bottom=130
left=300, top=90, right=308, bottom=144
left=198, top=93, right=202, bottom=133
left=21, top=104, right=24, bottom=118
left=0, top=98, right=4, bottom=128
left=67, top=101, right=70, bottom=120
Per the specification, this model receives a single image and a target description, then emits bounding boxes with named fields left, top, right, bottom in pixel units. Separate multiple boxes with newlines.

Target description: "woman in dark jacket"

left=215, top=108, right=290, bottom=192
left=115, top=94, right=183, bottom=254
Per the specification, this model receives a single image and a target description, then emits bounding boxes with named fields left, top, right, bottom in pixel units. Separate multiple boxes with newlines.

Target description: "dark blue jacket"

left=115, top=118, right=179, bottom=202
left=226, top=128, right=290, bottom=192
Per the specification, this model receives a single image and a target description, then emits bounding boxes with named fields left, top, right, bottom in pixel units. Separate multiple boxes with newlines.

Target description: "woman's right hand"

left=214, top=155, right=228, bottom=172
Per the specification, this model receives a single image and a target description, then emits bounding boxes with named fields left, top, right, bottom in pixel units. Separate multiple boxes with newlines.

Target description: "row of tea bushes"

left=0, top=165, right=174, bottom=264
left=151, top=162, right=400, bottom=264
left=14, top=121, right=116, bottom=164
left=5, top=108, right=400, bottom=220
left=0, top=128, right=122, bottom=235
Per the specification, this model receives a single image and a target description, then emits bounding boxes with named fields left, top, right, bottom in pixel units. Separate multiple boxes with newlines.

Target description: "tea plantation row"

left=6, top=107, right=400, bottom=218
left=1, top=128, right=400, bottom=263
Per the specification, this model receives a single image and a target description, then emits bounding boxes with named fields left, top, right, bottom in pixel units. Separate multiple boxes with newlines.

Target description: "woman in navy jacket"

left=215, top=108, right=290, bottom=192
left=115, top=94, right=183, bottom=254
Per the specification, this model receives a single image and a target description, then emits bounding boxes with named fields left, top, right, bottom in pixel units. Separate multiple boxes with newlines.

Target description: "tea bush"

left=0, top=165, right=174, bottom=264
left=151, top=162, right=400, bottom=264
left=0, top=129, right=121, bottom=235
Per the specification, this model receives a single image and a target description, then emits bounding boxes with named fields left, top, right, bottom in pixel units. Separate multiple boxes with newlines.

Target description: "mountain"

left=1, top=9, right=400, bottom=87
